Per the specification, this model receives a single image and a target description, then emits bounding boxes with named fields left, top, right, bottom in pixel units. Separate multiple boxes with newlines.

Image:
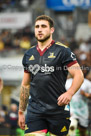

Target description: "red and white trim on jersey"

left=67, top=60, right=77, bottom=67
left=36, top=40, right=55, bottom=56
left=24, top=70, right=30, bottom=73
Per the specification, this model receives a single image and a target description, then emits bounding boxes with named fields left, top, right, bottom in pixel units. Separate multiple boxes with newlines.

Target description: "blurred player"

left=66, top=77, right=91, bottom=136
left=18, top=15, right=84, bottom=136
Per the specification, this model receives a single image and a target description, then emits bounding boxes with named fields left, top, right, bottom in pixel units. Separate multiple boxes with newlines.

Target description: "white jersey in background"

left=65, top=78, right=91, bottom=127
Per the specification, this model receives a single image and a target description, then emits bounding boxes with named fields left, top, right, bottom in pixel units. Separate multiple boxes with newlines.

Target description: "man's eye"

left=42, top=25, right=47, bottom=28
left=35, top=25, right=39, bottom=28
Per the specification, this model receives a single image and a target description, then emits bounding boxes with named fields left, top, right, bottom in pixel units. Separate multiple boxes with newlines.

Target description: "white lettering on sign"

left=62, top=0, right=90, bottom=6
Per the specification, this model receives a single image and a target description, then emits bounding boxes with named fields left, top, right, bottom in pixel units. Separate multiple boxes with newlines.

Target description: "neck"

left=38, top=38, right=53, bottom=50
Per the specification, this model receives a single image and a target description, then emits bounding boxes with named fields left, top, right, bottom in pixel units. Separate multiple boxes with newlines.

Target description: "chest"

left=27, top=48, right=62, bottom=67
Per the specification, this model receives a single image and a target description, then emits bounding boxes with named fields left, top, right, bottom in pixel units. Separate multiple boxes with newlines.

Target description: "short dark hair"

left=35, top=15, right=54, bottom=28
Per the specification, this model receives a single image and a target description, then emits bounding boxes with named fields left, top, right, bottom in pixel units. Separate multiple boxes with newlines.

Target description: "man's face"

left=35, top=20, right=54, bottom=42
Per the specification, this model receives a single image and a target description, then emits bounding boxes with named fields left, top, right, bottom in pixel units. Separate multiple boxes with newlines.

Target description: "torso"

left=23, top=41, right=77, bottom=115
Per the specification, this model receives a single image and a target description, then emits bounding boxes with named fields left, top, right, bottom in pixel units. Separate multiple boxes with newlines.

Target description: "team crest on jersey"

left=61, top=126, right=67, bottom=132
left=48, top=52, right=56, bottom=58
left=29, top=55, right=35, bottom=61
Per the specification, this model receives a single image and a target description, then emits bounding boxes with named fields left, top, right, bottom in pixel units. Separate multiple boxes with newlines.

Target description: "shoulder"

left=24, top=45, right=36, bottom=56
left=55, top=41, right=68, bottom=49
left=27, top=45, right=36, bottom=52
left=54, top=41, right=71, bottom=53
left=22, top=46, right=36, bottom=63
left=54, top=41, right=72, bottom=56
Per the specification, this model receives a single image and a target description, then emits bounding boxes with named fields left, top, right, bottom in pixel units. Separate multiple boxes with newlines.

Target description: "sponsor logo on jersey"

left=41, top=64, right=54, bottom=73
left=28, top=64, right=40, bottom=75
left=48, top=52, right=56, bottom=58
left=61, top=126, right=67, bottom=132
left=29, top=55, right=35, bottom=61
left=28, top=64, right=54, bottom=75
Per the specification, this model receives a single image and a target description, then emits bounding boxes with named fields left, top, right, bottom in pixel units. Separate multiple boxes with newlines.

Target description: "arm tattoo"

left=19, top=85, right=30, bottom=112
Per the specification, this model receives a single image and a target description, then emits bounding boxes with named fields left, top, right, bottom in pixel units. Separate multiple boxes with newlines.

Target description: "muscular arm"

left=19, top=72, right=31, bottom=112
left=67, top=63, right=84, bottom=96
left=18, top=72, right=30, bottom=130
left=58, top=63, right=84, bottom=106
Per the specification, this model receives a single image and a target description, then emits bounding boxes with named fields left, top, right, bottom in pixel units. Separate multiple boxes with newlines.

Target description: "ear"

left=51, top=27, right=55, bottom=34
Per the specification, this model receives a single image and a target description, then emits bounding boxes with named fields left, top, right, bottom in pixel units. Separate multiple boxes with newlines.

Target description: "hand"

left=57, top=92, right=72, bottom=106
left=18, top=113, right=25, bottom=130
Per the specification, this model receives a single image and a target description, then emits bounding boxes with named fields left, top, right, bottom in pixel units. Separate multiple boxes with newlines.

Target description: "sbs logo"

left=41, top=64, right=54, bottom=73
left=28, top=64, right=54, bottom=75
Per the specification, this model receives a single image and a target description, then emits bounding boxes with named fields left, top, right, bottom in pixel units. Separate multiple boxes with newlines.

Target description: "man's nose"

left=38, top=26, right=42, bottom=31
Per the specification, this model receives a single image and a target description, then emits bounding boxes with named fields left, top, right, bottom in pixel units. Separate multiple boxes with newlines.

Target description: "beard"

left=35, top=34, right=51, bottom=42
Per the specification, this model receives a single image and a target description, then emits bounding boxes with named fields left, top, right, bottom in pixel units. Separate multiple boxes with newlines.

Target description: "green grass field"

left=0, top=128, right=90, bottom=136
left=16, top=128, right=91, bottom=136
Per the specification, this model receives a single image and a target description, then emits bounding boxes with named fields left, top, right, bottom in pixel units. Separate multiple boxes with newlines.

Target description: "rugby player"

left=18, top=15, right=84, bottom=136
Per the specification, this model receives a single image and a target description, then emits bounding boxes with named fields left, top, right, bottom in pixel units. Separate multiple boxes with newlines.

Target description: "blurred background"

left=0, top=0, right=91, bottom=135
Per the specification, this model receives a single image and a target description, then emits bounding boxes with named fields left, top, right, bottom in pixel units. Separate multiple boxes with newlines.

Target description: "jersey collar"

left=36, top=40, right=55, bottom=56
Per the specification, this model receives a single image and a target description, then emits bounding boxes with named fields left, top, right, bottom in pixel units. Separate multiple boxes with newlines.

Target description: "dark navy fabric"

left=22, top=41, right=77, bottom=116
